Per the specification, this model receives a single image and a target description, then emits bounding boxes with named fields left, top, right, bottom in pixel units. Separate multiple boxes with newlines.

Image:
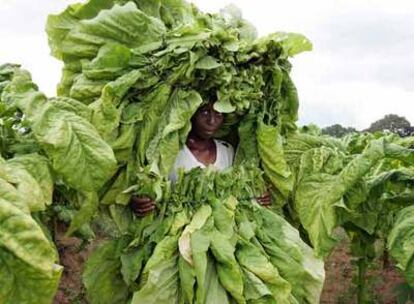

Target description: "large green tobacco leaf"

left=295, top=140, right=386, bottom=257
left=242, top=269, right=275, bottom=303
left=178, top=204, right=212, bottom=265
left=233, top=111, right=260, bottom=166
left=178, top=256, right=196, bottom=303
left=342, top=168, right=414, bottom=235
left=47, top=1, right=166, bottom=98
left=83, top=239, right=130, bottom=304
left=192, top=218, right=214, bottom=304
left=136, top=84, right=172, bottom=165
left=236, top=239, right=291, bottom=303
left=6, top=155, right=52, bottom=208
left=90, top=69, right=143, bottom=141
left=295, top=173, right=341, bottom=256
left=204, top=255, right=230, bottom=304
left=0, top=163, right=50, bottom=212
left=252, top=32, right=312, bottom=59
left=0, top=154, right=52, bottom=212
left=384, top=142, right=414, bottom=166
left=66, top=191, right=99, bottom=237
left=31, top=101, right=117, bottom=191
left=0, top=190, right=58, bottom=272
left=257, top=121, right=293, bottom=199
left=134, top=0, right=198, bottom=28
left=2, top=67, right=117, bottom=192
left=177, top=205, right=213, bottom=303
left=253, top=207, right=325, bottom=304
left=132, top=236, right=180, bottom=304
left=46, top=0, right=117, bottom=60
left=0, top=151, right=56, bottom=304
left=284, top=133, right=344, bottom=169
left=0, top=250, right=61, bottom=304
left=0, top=192, right=62, bottom=303
left=0, top=66, right=40, bottom=158
left=132, top=256, right=179, bottom=304
left=210, top=229, right=244, bottom=303
left=49, top=2, right=166, bottom=59
left=294, top=136, right=414, bottom=258
left=146, top=89, right=202, bottom=175
left=374, top=169, right=414, bottom=206
left=388, top=206, right=414, bottom=287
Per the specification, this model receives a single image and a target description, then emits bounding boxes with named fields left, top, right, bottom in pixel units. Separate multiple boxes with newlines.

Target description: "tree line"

left=322, top=114, right=414, bottom=138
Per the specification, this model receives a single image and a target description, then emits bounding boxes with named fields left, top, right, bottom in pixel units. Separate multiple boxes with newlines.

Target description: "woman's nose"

left=208, top=112, right=219, bottom=125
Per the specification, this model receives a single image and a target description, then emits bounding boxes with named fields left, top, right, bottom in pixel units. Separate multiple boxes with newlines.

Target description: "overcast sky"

left=1, top=0, right=414, bottom=130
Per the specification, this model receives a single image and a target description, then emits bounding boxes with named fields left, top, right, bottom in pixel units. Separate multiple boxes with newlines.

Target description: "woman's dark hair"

left=199, top=90, right=217, bottom=105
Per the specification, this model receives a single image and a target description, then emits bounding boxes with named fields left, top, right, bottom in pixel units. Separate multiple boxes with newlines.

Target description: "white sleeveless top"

left=169, top=139, right=234, bottom=182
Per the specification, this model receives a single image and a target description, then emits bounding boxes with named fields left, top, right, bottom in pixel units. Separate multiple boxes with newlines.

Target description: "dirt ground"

left=54, top=234, right=411, bottom=304
left=53, top=234, right=90, bottom=304
left=320, top=242, right=409, bottom=304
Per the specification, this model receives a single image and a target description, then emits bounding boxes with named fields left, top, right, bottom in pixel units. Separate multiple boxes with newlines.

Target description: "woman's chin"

left=203, top=131, right=217, bottom=138
left=195, top=129, right=216, bottom=139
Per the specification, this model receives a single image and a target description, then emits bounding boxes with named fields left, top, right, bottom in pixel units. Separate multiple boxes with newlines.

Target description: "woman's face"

left=192, top=102, right=224, bottom=139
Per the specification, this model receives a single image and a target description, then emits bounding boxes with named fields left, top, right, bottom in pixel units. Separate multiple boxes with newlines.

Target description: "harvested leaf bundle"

left=46, top=0, right=312, bottom=198
left=84, top=166, right=325, bottom=304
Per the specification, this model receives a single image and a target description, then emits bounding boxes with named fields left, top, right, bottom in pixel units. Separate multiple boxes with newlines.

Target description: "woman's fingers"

left=136, top=204, right=156, bottom=217
left=260, top=200, right=271, bottom=207
left=258, top=197, right=271, bottom=206
left=257, top=195, right=270, bottom=201
left=257, top=191, right=271, bottom=207
left=138, top=204, right=156, bottom=212
left=131, top=196, right=152, bottom=204
left=136, top=201, right=154, bottom=209
left=130, top=196, right=156, bottom=216
left=135, top=205, right=156, bottom=217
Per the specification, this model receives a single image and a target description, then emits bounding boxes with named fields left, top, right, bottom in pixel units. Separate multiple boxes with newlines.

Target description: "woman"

left=131, top=101, right=270, bottom=216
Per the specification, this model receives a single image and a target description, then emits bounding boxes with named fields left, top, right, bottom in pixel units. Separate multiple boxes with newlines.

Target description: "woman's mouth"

left=203, top=128, right=217, bottom=134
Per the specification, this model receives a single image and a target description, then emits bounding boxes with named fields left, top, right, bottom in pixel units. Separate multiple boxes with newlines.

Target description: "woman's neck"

left=186, top=131, right=215, bottom=152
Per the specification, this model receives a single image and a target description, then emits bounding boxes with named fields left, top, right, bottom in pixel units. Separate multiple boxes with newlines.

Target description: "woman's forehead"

left=199, top=101, right=215, bottom=110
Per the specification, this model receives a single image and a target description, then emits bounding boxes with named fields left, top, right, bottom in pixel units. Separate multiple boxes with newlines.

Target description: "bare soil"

left=53, top=222, right=104, bottom=304
left=320, top=241, right=408, bottom=304
left=53, top=233, right=90, bottom=304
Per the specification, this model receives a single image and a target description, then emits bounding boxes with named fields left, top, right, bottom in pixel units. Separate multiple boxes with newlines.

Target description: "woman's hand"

left=130, top=196, right=156, bottom=217
left=256, top=191, right=271, bottom=207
